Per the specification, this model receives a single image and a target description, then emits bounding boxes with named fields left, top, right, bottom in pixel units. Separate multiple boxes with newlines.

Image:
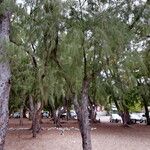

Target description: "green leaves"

left=8, top=0, right=150, bottom=113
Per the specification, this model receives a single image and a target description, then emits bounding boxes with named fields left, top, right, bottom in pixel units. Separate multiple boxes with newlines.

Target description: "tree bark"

left=29, top=96, right=42, bottom=137
left=53, top=109, right=61, bottom=127
left=19, top=105, right=23, bottom=126
left=0, top=11, right=11, bottom=150
left=23, top=107, right=27, bottom=118
left=121, top=110, right=131, bottom=126
left=142, top=95, right=150, bottom=125
left=80, top=79, right=92, bottom=150
left=53, top=107, right=66, bottom=127
left=29, top=95, right=34, bottom=120
left=74, top=79, right=92, bottom=150
left=113, top=98, right=120, bottom=112
left=0, top=144, right=4, bottom=150
left=89, top=104, right=96, bottom=123
left=32, top=107, right=41, bottom=138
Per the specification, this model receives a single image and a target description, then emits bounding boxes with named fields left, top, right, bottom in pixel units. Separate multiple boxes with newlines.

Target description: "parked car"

left=110, top=114, right=122, bottom=123
left=60, top=112, right=67, bottom=119
left=70, top=110, right=77, bottom=119
left=130, top=113, right=146, bottom=123
left=13, top=112, right=20, bottom=118
left=95, top=111, right=101, bottom=122
left=42, top=111, right=49, bottom=118
left=138, top=113, right=147, bottom=123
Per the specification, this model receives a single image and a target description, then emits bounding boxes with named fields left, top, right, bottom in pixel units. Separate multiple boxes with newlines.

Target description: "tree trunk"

left=89, top=105, right=96, bottom=123
left=32, top=103, right=42, bottom=138
left=53, top=109, right=61, bottom=127
left=29, top=95, right=34, bottom=120
left=66, top=109, right=70, bottom=121
left=52, top=110, right=58, bottom=125
left=32, top=108, right=41, bottom=138
left=53, top=108, right=65, bottom=127
left=0, top=144, right=4, bottom=150
left=121, top=111, right=131, bottom=126
left=32, top=109, right=37, bottom=138
left=80, top=79, right=92, bottom=150
left=113, top=98, right=120, bottom=112
left=66, top=98, right=70, bottom=121
left=29, top=96, right=42, bottom=137
left=142, top=96, right=150, bottom=125
left=23, top=107, right=27, bottom=118
left=19, top=105, right=23, bottom=126
left=74, top=79, right=92, bottom=150
left=0, top=11, right=11, bottom=150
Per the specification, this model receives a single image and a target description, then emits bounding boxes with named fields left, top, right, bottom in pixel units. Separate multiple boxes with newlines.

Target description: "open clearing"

left=5, top=119, right=150, bottom=150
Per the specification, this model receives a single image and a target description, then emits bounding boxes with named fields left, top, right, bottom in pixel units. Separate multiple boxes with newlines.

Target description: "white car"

left=70, top=110, right=77, bottom=119
left=42, top=111, right=49, bottom=118
left=13, top=112, right=20, bottom=118
left=95, top=111, right=101, bottom=122
left=110, top=114, right=122, bottom=123
left=137, top=113, right=146, bottom=122
left=130, top=113, right=146, bottom=123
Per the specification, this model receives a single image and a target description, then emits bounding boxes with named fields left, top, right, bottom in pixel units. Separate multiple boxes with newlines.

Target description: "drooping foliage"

left=8, top=0, right=150, bottom=121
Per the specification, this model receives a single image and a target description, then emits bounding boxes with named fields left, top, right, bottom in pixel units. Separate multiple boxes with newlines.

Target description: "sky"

left=16, top=0, right=24, bottom=4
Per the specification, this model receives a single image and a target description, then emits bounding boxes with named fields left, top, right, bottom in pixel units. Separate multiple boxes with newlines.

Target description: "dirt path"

left=5, top=119, right=150, bottom=150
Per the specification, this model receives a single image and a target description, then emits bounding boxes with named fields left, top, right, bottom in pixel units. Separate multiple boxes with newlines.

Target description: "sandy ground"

left=5, top=118, right=150, bottom=150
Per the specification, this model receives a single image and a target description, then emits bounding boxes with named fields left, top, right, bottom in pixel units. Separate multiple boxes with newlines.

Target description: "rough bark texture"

left=32, top=107, right=41, bottom=138
left=0, top=144, right=4, bottom=150
left=121, top=111, right=131, bottom=126
left=0, top=11, right=11, bottom=150
left=74, top=79, right=92, bottom=150
left=29, top=96, right=42, bottom=138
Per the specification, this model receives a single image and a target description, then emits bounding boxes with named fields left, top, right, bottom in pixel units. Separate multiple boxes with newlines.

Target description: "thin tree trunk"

left=32, top=102, right=42, bottom=138
left=66, top=98, right=70, bottom=121
left=137, top=81, right=150, bottom=125
left=80, top=79, right=92, bottom=150
left=19, top=105, right=23, bottom=126
left=23, top=107, right=27, bottom=118
left=92, top=106, right=96, bottom=123
left=36, top=106, right=42, bottom=132
left=113, top=98, right=120, bottom=112
left=29, top=95, right=34, bottom=120
left=52, top=109, right=57, bottom=124
left=74, top=79, right=92, bottom=150
left=53, top=108, right=65, bottom=127
left=66, top=109, right=70, bottom=121
left=142, top=95, right=150, bottom=125
left=53, top=109, right=58, bottom=126
left=0, top=11, right=11, bottom=150
left=88, top=96, right=96, bottom=123
left=32, top=109, right=37, bottom=138
left=89, top=104, right=96, bottom=123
